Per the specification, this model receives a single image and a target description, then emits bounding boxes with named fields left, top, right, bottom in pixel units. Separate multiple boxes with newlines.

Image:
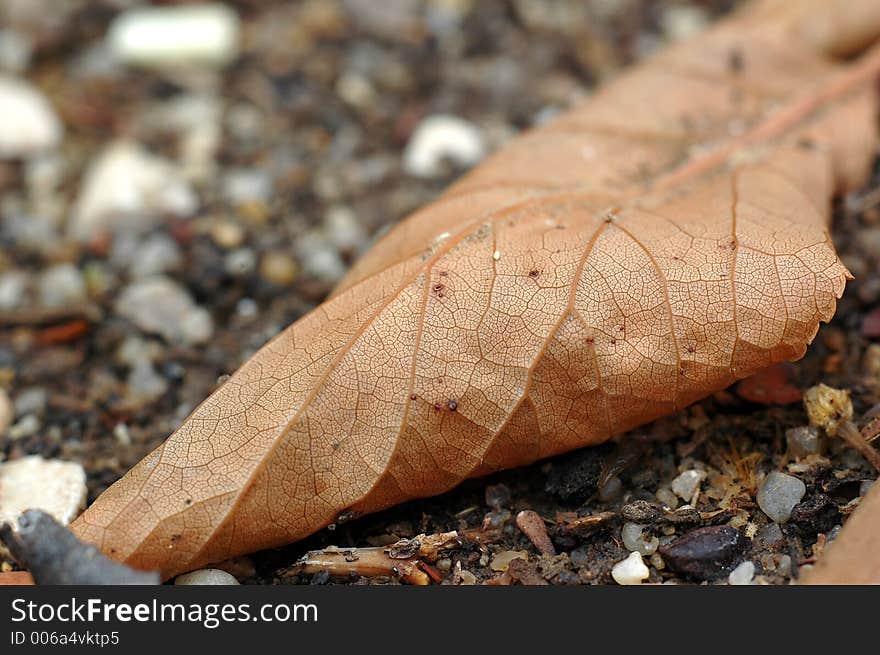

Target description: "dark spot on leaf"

left=727, top=47, right=744, bottom=73
left=797, top=137, right=817, bottom=150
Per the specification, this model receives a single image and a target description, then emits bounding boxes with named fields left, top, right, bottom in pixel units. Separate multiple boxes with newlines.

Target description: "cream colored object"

left=107, top=4, right=239, bottom=69
left=0, top=456, right=87, bottom=528
left=0, top=75, right=62, bottom=158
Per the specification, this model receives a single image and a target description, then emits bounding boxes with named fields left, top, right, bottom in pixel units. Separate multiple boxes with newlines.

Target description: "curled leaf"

left=73, top=0, right=880, bottom=579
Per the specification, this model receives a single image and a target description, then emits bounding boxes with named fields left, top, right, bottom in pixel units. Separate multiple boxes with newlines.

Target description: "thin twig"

left=838, top=420, right=880, bottom=472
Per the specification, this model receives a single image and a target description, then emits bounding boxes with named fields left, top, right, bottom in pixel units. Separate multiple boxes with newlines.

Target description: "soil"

left=1, top=0, right=878, bottom=585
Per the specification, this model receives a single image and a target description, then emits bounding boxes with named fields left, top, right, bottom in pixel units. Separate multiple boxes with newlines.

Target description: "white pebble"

left=224, top=248, right=257, bottom=277
left=621, top=522, right=659, bottom=555
left=126, top=359, right=168, bottom=405
left=116, top=276, right=213, bottom=346
left=222, top=168, right=272, bottom=205
left=670, top=469, right=706, bottom=501
left=108, top=4, right=240, bottom=69
left=0, top=270, right=29, bottom=310
left=175, top=569, right=240, bottom=585
left=728, top=560, right=755, bottom=585
left=14, top=387, right=47, bottom=417
left=0, top=456, right=87, bottom=528
left=296, top=232, right=347, bottom=284
left=128, top=234, right=182, bottom=278
left=38, top=263, right=86, bottom=308
left=0, top=29, right=32, bottom=72
left=661, top=6, right=709, bottom=41
left=757, top=471, right=806, bottom=523
left=70, top=141, right=197, bottom=241
left=860, top=479, right=874, bottom=498
left=403, top=114, right=485, bottom=178
left=8, top=414, right=39, bottom=440
left=324, top=206, right=366, bottom=253
left=611, top=551, right=650, bottom=586
left=0, top=75, right=62, bottom=158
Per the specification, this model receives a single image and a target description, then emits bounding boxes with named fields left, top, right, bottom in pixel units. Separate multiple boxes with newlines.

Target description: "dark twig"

left=0, top=510, right=159, bottom=585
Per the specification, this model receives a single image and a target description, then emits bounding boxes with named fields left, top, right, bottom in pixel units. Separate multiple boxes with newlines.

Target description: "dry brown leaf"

left=72, top=0, right=880, bottom=579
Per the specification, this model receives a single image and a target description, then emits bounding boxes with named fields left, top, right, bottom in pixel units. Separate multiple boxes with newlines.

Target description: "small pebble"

left=670, top=469, right=706, bottom=501
left=621, top=522, right=659, bottom=555
left=70, top=141, right=197, bottom=241
left=515, top=510, right=555, bottom=556
left=757, top=471, right=806, bottom=523
left=753, top=522, right=785, bottom=550
left=8, top=414, right=39, bottom=440
left=174, top=569, right=240, bottom=585
left=776, top=554, right=792, bottom=577
left=210, top=219, right=246, bottom=249
left=223, top=168, right=272, bottom=205
left=296, top=232, right=347, bottom=284
left=611, top=551, right=650, bottom=585
left=727, top=560, right=755, bottom=585
left=113, top=423, right=131, bottom=446
left=659, top=525, right=745, bottom=580
left=785, top=425, right=823, bottom=458
left=0, top=29, right=32, bottom=72
left=13, top=387, right=47, bottom=417
left=403, top=114, right=485, bottom=178
left=128, top=234, right=182, bottom=278
left=126, top=359, right=169, bottom=405
left=116, top=276, right=213, bottom=346
left=655, top=487, right=680, bottom=509
left=861, top=480, right=875, bottom=498
left=660, top=5, right=709, bottom=40
left=324, top=206, right=366, bottom=253
left=38, top=264, right=87, bottom=308
left=598, top=474, right=622, bottom=501
left=0, top=75, right=62, bottom=158
left=490, top=550, right=528, bottom=572
left=236, top=298, right=258, bottom=320
left=259, top=251, right=298, bottom=286
left=0, top=271, right=28, bottom=310
left=108, top=4, right=240, bottom=69
left=0, top=456, right=87, bottom=528
left=224, top=248, right=257, bottom=277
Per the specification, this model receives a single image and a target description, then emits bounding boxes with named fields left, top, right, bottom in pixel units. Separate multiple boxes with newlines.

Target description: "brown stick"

left=837, top=420, right=880, bottom=472
left=290, top=531, right=461, bottom=585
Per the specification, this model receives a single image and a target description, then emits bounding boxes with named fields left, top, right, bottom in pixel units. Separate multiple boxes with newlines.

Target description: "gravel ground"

left=1, top=0, right=878, bottom=585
